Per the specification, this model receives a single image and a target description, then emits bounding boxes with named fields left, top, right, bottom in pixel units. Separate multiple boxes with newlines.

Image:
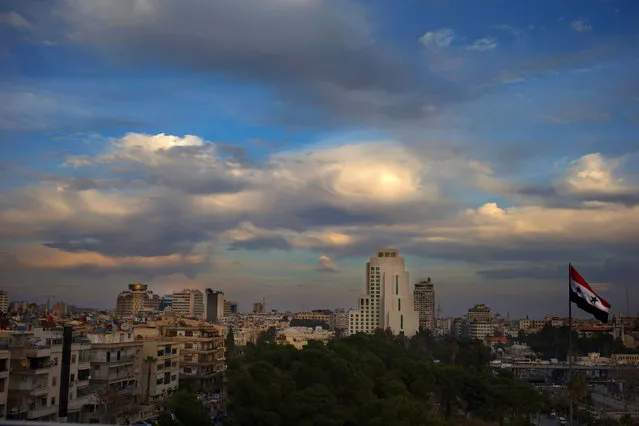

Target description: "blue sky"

left=1, top=0, right=638, bottom=317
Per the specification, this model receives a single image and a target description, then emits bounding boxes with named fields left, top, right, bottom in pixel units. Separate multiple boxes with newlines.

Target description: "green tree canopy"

left=226, top=332, right=546, bottom=426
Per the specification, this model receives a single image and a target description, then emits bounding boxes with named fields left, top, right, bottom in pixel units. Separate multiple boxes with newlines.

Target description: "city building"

left=115, top=283, right=157, bottom=317
left=5, top=331, right=60, bottom=422
left=468, top=304, right=491, bottom=322
left=276, top=327, right=333, bottom=349
left=0, top=291, right=8, bottom=314
left=139, top=340, right=180, bottom=404
left=252, top=302, right=264, bottom=313
left=0, top=342, right=9, bottom=420
left=223, top=301, right=238, bottom=316
left=295, top=310, right=331, bottom=324
left=52, top=302, right=68, bottom=317
left=348, top=248, right=419, bottom=337
left=85, top=330, right=143, bottom=423
left=414, top=278, right=436, bottom=331
left=172, top=289, right=204, bottom=319
left=160, top=295, right=173, bottom=312
left=465, top=304, right=494, bottom=341
left=160, top=326, right=225, bottom=392
left=329, top=309, right=349, bottom=332
left=205, top=289, right=224, bottom=323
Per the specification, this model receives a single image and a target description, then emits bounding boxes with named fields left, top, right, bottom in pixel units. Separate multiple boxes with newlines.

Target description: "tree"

left=144, top=356, right=157, bottom=405
left=158, top=390, right=210, bottom=426
left=227, top=331, right=548, bottom=426
left=568, top=374, right=588, bottom=404
left=226, top=326, right=236, bottom=362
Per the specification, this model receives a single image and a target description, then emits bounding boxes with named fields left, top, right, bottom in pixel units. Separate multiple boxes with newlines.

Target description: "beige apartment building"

left=85, top=330, right=142, bottom=423
left=160, top=326, right=225, bottom=391
left=172, top=289, right=205, bottom=319
left=139, top=340, right=180, bottom=404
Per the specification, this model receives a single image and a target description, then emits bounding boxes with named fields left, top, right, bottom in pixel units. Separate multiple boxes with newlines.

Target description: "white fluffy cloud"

left=419, top=28, right=455, bottom=50
left=2, top=133, right=639, bottom=294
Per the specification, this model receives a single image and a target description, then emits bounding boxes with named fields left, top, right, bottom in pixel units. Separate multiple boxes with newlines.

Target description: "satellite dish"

left=120, top=323, right=130, bottom=331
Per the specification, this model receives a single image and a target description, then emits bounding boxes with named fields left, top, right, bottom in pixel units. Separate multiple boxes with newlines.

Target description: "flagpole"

left=568, top=263, right=573, bottom=426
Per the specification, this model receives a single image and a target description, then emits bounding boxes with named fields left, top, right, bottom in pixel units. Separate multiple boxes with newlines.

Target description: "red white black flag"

left=569, top=264, right=611, bottom=323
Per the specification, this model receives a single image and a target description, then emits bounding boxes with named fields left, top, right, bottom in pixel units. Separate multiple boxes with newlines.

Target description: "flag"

left=569, top=264, right=611, bottom=323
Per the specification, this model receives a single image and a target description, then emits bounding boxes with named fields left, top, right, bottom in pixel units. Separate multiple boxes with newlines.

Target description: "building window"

left=71, top=354, right=76, bottom=364
left=398, top=299, right=401, bottom=311
left=400, top=315, right=404, bottom=330
left=395, top=276, right=398, bottom=294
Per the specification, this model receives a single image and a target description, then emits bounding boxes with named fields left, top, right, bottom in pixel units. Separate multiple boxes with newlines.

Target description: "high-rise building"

left=172, top=289, right=204, bottom=318
left=348, top=248, right=419, bottom=337
left=414, top=278, right=436, bottom=331
left=223, top=300, right=238, bottom=316
left=252, top=302, right=264, bottom=313
left=205, top=289, right=224, bottom=322
left=0, top=291, right=7, bottom=314
left=115, top=283, right=151, bottom=317
left=467, top=304, right=491, bottom=322
left=465, top=304, right=493, bottom=341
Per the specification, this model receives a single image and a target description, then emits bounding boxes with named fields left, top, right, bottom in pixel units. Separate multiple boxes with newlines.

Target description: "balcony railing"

left=91, top=355, right=136, bottom=365
left=11, top=362, right=54, bottom=374
left=26, top=405, right=57, bottom=419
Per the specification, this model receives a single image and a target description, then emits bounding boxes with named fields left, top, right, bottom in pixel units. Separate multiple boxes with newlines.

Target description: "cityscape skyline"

left=1, top=1, right=638, bottom=318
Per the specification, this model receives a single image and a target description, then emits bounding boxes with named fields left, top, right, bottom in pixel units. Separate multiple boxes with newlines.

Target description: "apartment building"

left=205, top=289, right=224, bottom=323
left=172, top=289, right=204, bottom=319
left=4, top=330, right=60, bottom=422
left=0, top=291, right=8, bottom=314
left=0, top=341, right=10, bottom=420
left=67, top=334, right=92, bottom=423
left=139, top=340, right=180, bottom=404
left=414, top=278, right=436, bottom=331
left=85, top=330, right=142, bottom=423
left=160, top=326, right=225, bottom=392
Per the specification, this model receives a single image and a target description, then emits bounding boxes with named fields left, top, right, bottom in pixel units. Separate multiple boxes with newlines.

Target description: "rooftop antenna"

left=262, top=296, right=266, bottom=312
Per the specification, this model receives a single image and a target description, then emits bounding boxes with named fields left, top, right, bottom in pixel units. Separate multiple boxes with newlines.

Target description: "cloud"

left=2, top=132, right=639, bottom=308
left=571, top=19, right=592, bottom=33
left=0, top=245, right=207, bottom=279
left=316, top=255, right=340, bottom=272
left=467, top=37, right=498, bottom=52
left=6, top=0, right=466, bottom=128
left=419, top=27, right=455, bottom=50
left=0, top=11, right=31, bottom=29
left=490, top=24, right=522, bottom=37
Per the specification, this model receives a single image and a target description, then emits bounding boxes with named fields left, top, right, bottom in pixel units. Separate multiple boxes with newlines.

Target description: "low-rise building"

left=139, top=340, right=180, bottom=404
left=5, top=330, right=60, bottom=422
left=160, top=326, right=225, bottom=392
left=0, top=342, right=10, bottom=420
left=85, top=330, right=142, bottom=423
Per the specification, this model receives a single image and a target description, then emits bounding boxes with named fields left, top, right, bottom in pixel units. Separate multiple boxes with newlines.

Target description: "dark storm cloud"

left=229, top=236, right=292, bottom=252
left=512, top=183, right=639, bottom=207
left=477, top=252, right=639, bottom=285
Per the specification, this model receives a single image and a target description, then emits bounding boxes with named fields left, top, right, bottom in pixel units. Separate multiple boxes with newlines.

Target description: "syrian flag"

left=569, top=264, right=611, bottom=323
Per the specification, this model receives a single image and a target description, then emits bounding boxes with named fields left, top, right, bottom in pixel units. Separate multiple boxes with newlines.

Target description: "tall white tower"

left=348, top=248, right=419, bottom=336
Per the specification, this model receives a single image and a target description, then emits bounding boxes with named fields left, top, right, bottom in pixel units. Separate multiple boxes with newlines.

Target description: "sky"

left=1, top=0, right=638, bottom=318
